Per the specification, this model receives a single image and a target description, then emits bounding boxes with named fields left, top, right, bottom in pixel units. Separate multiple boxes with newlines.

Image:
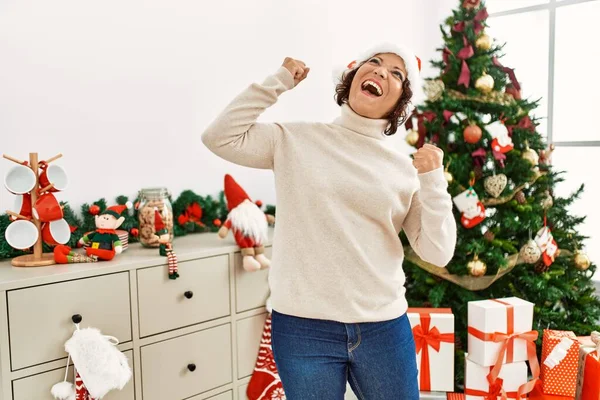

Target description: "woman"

left=202, top=43, right=457, bottom=399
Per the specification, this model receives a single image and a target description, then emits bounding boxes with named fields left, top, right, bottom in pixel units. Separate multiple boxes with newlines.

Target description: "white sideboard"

left=0, top=230, right=274, bottom=400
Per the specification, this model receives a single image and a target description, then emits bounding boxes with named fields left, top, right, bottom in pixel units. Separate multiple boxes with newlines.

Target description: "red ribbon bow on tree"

left=178, top=202, right=206, bottom=227
left=412, top=313, right=454, bottom=391
left=492, top=56, right=521, bottom=92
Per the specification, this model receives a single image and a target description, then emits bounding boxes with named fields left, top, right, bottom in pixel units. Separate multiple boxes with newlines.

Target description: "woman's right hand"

left=282, top=57, right=310, bottom=87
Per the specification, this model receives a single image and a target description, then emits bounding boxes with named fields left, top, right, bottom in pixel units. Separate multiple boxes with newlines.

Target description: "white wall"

left=0, top=0, right=453, bottom=214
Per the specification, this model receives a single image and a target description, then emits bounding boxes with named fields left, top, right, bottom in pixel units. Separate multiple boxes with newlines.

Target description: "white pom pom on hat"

left=332, top=42, right=425, bottom=110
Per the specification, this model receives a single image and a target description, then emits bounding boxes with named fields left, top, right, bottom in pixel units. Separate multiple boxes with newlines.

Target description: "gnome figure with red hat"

left=153, top=207, right=179, bottom=279
left=220, top=174, right=275, bottom=272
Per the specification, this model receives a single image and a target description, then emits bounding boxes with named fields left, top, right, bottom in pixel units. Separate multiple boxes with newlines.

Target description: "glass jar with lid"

left=137, top=187, right=173, bottom=248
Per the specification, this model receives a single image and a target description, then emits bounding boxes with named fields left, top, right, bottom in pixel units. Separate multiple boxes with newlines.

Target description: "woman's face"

left=348, top=53, right=407, bottom=119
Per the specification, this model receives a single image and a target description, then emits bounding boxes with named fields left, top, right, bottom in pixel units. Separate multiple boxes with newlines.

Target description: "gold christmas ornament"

left=475, top=34, right=492, bottom=51
left=467, top=255, right=487, bottom=277
left=483, top=174, right=508, bottom=198
left=522, top=145, right=539, bottom=166
left=475, top=73, right=495, bottom=93
left=574, top=250, right=591, bottom=271
left=541, top=191, right=553, bottom=209
left=424, top=79, right=445, bottom=102
left=405, top=129, right=419, bottom=146
left=519, top=240, right=542, bottom=264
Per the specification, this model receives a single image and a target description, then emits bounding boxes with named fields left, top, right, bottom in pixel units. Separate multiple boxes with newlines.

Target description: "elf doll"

left=54, top=204, right=130, bottom=264
left=219, top=174, right=275, bottom=272
left=78, top=204, right=129, bottom=261
left=153, top=207, right=179, bottom=279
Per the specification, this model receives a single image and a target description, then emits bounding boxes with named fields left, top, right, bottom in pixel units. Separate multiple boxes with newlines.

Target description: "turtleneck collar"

left=333, top=103, right=390, bottom=140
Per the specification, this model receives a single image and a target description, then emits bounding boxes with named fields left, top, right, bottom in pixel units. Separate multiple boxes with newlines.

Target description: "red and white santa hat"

left=224, top=174, right=252, bottom=211
left=333, top=42, right=425, bottom=111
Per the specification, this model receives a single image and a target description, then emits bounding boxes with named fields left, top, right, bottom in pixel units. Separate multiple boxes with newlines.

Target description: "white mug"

left=4, top=164, right=36, bottom=195
left=5, top=219, right=39, bottom=250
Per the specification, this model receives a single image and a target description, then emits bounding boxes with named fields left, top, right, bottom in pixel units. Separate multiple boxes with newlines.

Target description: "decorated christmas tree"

left=402, top=0, right=600, bottom=386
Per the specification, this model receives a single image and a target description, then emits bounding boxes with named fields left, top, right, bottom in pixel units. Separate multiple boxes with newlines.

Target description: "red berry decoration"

left=463, top=124, right=482, bottom=144
left=255, top=200, right=263, bottom=207
left=130, top=228, right=139, bottom=237
left=214, top=219, right=222, bottom=227
left=89, top=204, right=100, bottom=215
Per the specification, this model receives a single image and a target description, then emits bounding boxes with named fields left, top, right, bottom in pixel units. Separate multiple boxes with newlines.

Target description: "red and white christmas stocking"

left=535, top=225, right=559, bottom=266
left=247, top=314, right=286, bottom=400
left=491, top=134, right=514, bottom=154
left=453, top=187, right=486, bottom=229
left=75, top=372, right=96, bottom=400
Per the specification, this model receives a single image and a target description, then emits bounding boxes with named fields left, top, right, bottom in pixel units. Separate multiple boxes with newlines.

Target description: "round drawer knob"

left=187, top=363, right=196, bottom=372
left=71, top=314, right=83, bottom=324
left=184, top=291, right=193, bottom=299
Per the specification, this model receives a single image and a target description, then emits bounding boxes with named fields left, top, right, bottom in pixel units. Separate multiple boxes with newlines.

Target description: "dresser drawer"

left=8, top=273, right=132, bottom=370
left=237, top=313, right=268, bottom=379
left=137, top=254, right=230, bottom=336
left=190, top=390, right=233, bottom=400
left=235, top=246, right=271, bottom=313
left=238, top=383, right=249, bottom=400
left=12, top=350, right=134, bottom=400
left=141, top=323, right=232, bottom=400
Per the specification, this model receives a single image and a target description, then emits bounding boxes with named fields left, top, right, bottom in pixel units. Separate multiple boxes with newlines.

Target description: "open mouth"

left=361, top=80, right=383, bottom=97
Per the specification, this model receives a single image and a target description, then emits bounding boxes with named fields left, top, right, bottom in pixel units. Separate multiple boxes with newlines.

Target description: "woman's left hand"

left=412, top=144, right=444, bottom=174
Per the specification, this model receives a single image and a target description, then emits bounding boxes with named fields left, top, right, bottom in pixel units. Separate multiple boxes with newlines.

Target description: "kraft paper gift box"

left=467, top=297, right=535, bottom=367
left=541, top=330, right=579, bottom=397
left=464, top=356, right=528, bottom=400
left=407, top=308, right=455, bottom=392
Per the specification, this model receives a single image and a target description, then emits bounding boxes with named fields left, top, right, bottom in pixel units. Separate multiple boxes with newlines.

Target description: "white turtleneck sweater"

left=201, top=66, right=457, bottom=323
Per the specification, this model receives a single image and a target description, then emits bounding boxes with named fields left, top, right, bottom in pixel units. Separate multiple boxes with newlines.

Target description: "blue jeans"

left=271, top=310, right=419, bottom=400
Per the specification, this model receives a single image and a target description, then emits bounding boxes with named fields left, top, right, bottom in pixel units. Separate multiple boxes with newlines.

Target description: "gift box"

left=530, top=380, right=574, bottom=400
left=541, top=330, right=579, bottom=397
left=408, top=308, right=455, bottom=392
left=464, top=356, right=528, bottom=400
left=576, top=345, right=597, bottom=400
left=467, top=297, right=535, bottom=367
left=580, top=351, right=600, bottom=400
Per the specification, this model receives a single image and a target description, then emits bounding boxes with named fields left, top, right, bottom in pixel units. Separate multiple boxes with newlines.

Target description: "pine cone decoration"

left=515, top=191, right=526, bottom=204
left=484, top=230, right=495, bottom=242
left=474, top=165, right=484, bottom=181
left=534, top=259, right=550, bottom=273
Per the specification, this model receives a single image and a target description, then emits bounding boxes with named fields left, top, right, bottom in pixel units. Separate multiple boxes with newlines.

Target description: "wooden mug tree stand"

left=3, top=152, right=63, bottom=267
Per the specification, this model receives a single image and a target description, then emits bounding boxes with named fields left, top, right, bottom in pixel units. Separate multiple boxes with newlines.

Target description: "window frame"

left=489, top=0, right=600, bottom=147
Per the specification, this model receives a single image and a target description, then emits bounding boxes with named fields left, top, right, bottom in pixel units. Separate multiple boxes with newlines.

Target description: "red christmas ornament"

left=89, top=204, right=100, bottom=215
left=463, top=124, right=482, bottom=144
left=130, top=228, right=139, bottom=237
left=255, top=200, right=263, bottom=207
left=214, top=219, right=222, bottom=227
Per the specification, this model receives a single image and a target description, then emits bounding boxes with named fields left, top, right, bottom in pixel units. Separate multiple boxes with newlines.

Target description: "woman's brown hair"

left=334, top=61, right=413, bottom=136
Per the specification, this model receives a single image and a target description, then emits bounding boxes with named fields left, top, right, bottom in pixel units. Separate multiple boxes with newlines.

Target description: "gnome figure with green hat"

left=153, top=207, right=179, bottom=279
